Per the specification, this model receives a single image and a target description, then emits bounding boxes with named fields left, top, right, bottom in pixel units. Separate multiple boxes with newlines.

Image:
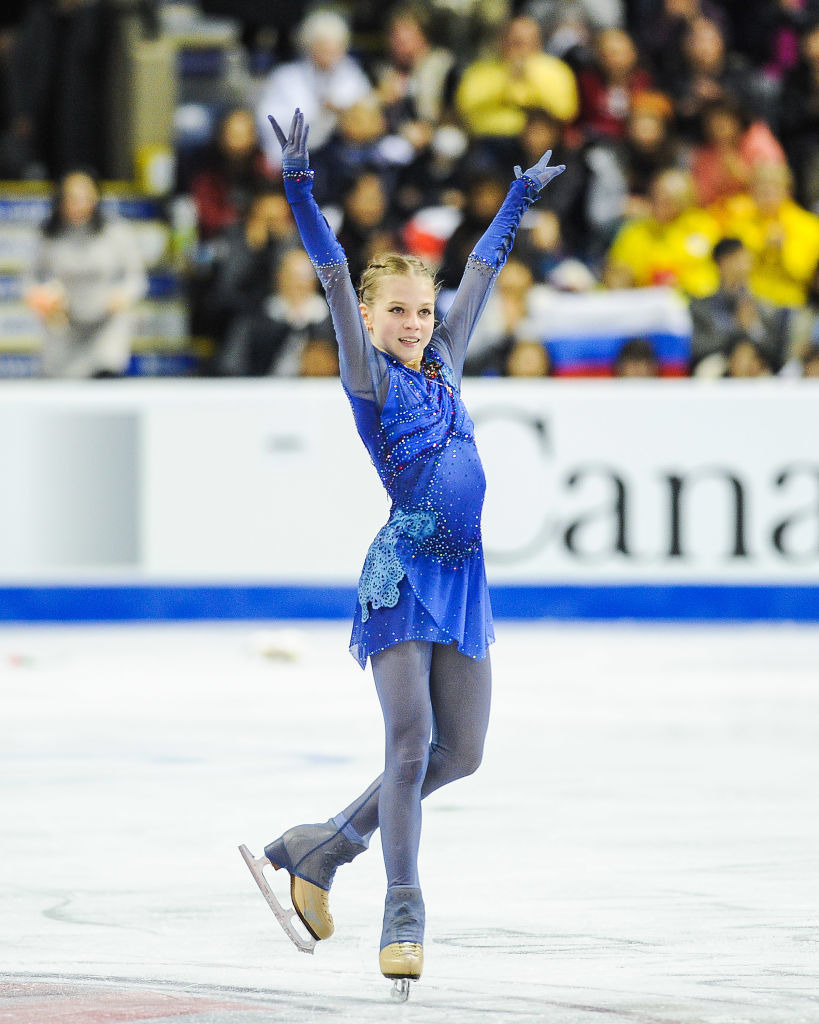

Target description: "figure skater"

left=240, top=108, right=564, bottom=996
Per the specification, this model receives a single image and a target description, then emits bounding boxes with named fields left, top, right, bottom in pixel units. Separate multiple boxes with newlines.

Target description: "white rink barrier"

left=0, top=378, right=817, bottom=621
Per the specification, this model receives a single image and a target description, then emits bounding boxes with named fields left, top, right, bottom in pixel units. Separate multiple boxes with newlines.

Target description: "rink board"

left=0, top=378, right=817, bottom=621
left=0, top=583, right=817, bottom=622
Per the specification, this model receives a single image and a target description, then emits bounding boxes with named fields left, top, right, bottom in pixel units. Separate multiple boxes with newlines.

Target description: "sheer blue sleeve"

left=435, top=175, right=539, bottom=385
left=283, top=169, right=387, bottom=405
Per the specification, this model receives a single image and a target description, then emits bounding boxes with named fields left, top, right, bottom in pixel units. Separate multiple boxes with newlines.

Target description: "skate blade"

left=390, top=979, right=412, bottom=1002
left=238, top=843, right=316, bottom=955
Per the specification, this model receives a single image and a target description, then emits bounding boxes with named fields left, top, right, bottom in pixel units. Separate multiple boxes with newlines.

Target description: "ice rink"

left=2, top=620, right=818, bottom=1024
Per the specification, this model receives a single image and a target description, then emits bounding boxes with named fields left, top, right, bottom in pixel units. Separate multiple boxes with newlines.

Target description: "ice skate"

left=243, top=820, right=366, bottom=946
left=379, top=885, right=425, bottom=1001
left=238, top=844, right=316, bottom=954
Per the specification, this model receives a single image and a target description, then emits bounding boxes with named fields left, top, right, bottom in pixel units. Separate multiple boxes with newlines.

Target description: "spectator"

left=0, top=0, right=34, bottom=177
left=324, top=96, right=412, bottom=201
left=724, top=331, right=773, bottom=377
left=219, top=248, right=335, bottom=376
left=665, top=16, right=765, bottom=143
left=373, top=4, right=459, bottom=131
left=508, top=108, right=588, bottom=258
left=799, top=341, right=819, bottom=376
left=728, top=0, right=819, bottom=83
left=505, top=339, right=552, bottom=376
left=455, top=15, right=579, bottom=168
left=394, top=124, right=471, bottom=219
left=423, top=0, right=512, bottom=63
left=584, top=89, right=681, bottom=260
left=517, top=207, right=578, bottom=285
left=779, top=258, right=819, bottom=372
left=603, top=167, right=721, bottom=296
left=608, top=91, right=680, bottom=204
left=437, top=173, right=508, bottom=289
left=634, top=0, right=731, bottom=87
left=255, top=10, right=372, bottom=177
left=691, top=98, right=785, bottom=208
left=461, top=258, right=544, bottom=375
left=335, top=171, right=401, bottom=289
left=299, top=337, right=340, bottom=377
left=614, top=336, right=660, bottom=376
left=577, top=27, right=653, bottom=141
left=777, top=18, right=819, bottom=211
left=189, top=107, right=276, bottom=241
left=369, top=4, right=462, bottom=216
left=24, top=169, right=148, bottom=378
left=718, top=161, right=819, bottom=307
left=191, top=184, right=297, bottom=367
left=689, top=237, right=789, bottom=375
left=522, top=0, right=625, bottom=61
left=8, top=0, right=113, bottom=178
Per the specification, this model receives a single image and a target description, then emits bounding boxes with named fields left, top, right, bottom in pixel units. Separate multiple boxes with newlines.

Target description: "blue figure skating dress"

left=281, top=167, right=541, bottom=667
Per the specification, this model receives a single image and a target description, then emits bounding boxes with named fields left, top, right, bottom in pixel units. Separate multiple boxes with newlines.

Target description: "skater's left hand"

left=514, top=149, right=565, bottom=191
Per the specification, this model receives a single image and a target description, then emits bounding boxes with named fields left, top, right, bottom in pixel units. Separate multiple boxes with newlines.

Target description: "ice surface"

left=1, top=622, right=818, bottom=1023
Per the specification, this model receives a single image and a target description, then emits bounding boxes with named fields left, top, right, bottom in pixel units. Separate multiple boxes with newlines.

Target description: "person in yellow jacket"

left=715, top=162, right=819, bottom=308
left=603, top=169, right=722, bottom=298
left=455, top=16, right=578, bottom=147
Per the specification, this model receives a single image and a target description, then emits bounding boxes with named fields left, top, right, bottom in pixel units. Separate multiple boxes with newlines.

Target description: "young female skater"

left=241, top=108, right=564, bottom=995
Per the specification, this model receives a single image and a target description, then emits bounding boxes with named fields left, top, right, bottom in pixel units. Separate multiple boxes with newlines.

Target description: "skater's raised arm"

left=268, top=110, right=387, bottom=405
left=436, top=151, right=565, bottom=384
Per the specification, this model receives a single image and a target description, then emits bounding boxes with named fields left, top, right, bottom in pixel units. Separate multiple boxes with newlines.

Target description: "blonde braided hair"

left=357, top=253, right=439, bottom=308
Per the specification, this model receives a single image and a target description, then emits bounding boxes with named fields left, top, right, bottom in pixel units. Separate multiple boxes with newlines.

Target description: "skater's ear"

left=360, top=301, right=373, bottom=332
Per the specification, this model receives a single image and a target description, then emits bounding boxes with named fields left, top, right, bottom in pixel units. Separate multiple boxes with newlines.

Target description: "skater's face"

left=360, top=274, right=435, bottom=371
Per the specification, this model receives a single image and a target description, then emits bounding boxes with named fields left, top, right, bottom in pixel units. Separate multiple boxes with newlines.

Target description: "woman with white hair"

left=256, top=10, right=372, bottom=171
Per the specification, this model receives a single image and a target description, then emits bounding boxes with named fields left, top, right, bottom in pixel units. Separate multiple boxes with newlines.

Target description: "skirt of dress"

left=349, top=550, right=495, bottom=669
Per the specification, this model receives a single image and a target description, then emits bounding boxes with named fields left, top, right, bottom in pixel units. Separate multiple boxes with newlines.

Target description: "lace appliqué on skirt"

left=358, top=508, right=436, bottom=621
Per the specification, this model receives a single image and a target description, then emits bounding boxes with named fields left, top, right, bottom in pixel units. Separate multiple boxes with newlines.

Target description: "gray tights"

left=334, top=640, right=492, bottom=888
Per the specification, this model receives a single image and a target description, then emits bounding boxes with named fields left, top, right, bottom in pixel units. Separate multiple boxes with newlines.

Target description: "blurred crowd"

left=5, top=0, right=819, bottom=379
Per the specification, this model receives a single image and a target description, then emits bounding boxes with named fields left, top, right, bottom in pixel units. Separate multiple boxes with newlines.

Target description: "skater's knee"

left=429, top=739, right=484, bottom=784
left=459, top=743, right=484, bottom=777
left=386, top=720, right=429, bottom=765
left=452, top=741, right=483, bottom=779
left=392, top=753, right=428, bottom=788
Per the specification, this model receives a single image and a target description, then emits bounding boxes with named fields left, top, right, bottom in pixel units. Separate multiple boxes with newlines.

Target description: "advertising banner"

left=1, top=380, right=817, bottom=620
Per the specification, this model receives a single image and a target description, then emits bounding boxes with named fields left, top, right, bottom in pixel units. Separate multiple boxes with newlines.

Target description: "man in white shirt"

left=256, top=10, right=372, bottom=171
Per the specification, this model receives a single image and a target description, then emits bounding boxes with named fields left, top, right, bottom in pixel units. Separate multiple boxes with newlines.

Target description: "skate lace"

left=315, top=886, right=330, bottom=915
left=287, top=824, right=361, bottom=889
left=319, top=848, right=341, bottom=888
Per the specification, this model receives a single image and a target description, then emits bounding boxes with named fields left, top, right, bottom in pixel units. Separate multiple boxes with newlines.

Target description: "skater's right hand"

left=268, top=109, right=310, bottom=171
